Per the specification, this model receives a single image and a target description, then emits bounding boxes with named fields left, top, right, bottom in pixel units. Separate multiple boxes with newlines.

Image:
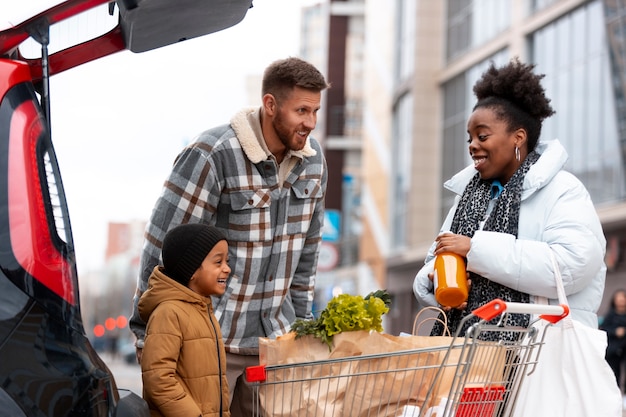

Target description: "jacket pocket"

left=228, top=189, right=272, bottom=241
left=287, top=179, right=323, bottom=236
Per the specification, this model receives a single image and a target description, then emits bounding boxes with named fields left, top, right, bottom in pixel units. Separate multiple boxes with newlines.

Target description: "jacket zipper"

left=209, top=311, right=224, bottom=416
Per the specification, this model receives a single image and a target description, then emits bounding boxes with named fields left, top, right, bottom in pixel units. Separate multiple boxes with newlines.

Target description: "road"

left=100, top=352, right=143, bottom=396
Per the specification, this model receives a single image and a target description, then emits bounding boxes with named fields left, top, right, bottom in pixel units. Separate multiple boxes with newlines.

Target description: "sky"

left=1, top=0, right=311, bottom=273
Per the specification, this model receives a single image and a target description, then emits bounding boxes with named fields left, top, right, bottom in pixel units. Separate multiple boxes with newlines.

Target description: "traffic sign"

left=322, top=209, right=341, bottom=242
left=317, top=242, right=339, bottom=272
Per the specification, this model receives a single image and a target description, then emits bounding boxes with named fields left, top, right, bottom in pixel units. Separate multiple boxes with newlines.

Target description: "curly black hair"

left=473, top=57, right=555, bottom=152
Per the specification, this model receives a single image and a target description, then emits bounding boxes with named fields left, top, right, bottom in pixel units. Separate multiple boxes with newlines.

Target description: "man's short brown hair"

left=262, top=57, right=330, bottom=101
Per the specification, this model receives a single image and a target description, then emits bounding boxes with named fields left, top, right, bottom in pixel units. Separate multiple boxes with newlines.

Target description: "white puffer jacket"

left=413, top=139, right=606, bottom=328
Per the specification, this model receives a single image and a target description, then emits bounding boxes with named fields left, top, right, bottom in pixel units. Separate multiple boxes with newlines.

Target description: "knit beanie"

left=162, top=224, right=227, bottom=286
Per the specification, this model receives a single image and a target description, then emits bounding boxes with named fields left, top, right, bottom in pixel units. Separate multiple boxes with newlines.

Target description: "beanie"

left=162, top=224, right=227, bottom=286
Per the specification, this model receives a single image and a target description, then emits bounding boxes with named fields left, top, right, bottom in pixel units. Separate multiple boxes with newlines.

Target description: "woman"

left=413, top=58, right=606, bottom=337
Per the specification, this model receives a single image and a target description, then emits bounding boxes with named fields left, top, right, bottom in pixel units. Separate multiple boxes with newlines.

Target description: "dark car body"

left=0, top=1, right=251, bottom=415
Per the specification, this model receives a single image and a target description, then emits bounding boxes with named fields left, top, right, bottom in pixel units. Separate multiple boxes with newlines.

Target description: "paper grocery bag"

left=258, top=331, right=443, bottom=416
left=259, top=331, right=330, bottom=365
left=340, top=333, right=455, bottom=417
left=338, top=334, right=508, bottom=416
left=257, top=332, right=369, bottom=417
left=259, top=330, right=446, bottom=364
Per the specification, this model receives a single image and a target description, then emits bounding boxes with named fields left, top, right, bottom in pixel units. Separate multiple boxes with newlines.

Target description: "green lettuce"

left=291, top=290, right=391, bottom=349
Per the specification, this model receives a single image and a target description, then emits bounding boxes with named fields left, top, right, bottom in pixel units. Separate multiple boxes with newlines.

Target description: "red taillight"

left=0, top=61, right=31, bottom=99
left=8, top=99, right=75, bottom=305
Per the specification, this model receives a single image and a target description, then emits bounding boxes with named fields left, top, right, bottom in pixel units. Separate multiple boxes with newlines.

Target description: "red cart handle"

left=473, top=299, right=569, bottom=324
left=246, top=365, right=267, bottom=382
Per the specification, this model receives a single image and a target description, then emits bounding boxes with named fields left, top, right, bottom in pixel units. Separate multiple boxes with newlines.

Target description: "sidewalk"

left=99, top=351, right=143, bottom=396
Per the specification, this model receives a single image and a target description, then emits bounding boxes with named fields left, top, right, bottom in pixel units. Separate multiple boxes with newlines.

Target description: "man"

left=129, top=57, right=329, bottom=416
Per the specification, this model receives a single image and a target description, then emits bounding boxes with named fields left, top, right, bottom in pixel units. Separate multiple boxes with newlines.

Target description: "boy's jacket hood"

left=138, top=266, right=211, bottom=323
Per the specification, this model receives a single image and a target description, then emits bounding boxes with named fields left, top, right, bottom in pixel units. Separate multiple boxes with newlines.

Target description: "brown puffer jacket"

left=139, top=266, right=230, bottom=417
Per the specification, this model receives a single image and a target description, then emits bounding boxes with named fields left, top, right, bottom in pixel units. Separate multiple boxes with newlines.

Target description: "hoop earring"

left=515, top=147, right=521, bottom=162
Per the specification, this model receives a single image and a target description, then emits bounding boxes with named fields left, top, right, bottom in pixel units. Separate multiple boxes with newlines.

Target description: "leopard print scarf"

left=431, top=151, right=540, bottom=340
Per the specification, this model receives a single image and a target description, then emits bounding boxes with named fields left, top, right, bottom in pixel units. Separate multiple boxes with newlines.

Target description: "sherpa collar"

left=230, top=107, right=317, bottom=164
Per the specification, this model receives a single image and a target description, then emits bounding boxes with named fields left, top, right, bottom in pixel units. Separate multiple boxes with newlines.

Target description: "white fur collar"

left=230, top=107, right=317, bottom=164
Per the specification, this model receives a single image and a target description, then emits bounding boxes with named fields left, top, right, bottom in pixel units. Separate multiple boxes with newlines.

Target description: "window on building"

left=446, top=0, right=511, bottom=62
left=390, top=0, right=416, bottom=250
left=396, top=0, right=416, bottom=81
left=530, top=0, right=559, bottom=14
left=530, top=0, right=626, bottom=203
left=390, top=94, right=414, bottom=250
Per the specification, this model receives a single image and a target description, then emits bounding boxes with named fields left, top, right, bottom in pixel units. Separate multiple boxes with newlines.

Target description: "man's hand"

left=136, top=347, right=143, bottom=365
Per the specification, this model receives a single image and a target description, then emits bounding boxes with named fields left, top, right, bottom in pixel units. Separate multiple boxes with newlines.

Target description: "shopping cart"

left=245, top=299, right=568, bottom=417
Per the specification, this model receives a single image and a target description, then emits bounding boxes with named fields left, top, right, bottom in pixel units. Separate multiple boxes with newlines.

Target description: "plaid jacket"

left=130, top=108, right=327, bottom=354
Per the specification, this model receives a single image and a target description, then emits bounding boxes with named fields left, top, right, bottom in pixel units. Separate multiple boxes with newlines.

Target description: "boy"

left=139, top=224, right=231, bottom=417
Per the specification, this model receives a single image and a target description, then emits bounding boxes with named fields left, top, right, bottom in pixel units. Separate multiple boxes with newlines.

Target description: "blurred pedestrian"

left=600, top=289, right=626, bottom=407
left=139, top=224, right=231, bottom=417
left=130, top=56, right=330, bottom=416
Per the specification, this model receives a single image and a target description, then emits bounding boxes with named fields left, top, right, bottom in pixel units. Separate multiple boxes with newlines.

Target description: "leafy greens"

left=291, top=289, right=391, bottom=349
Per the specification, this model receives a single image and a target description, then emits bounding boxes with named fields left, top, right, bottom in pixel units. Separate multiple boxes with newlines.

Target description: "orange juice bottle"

left=433, top=252, right=468, bottom=308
